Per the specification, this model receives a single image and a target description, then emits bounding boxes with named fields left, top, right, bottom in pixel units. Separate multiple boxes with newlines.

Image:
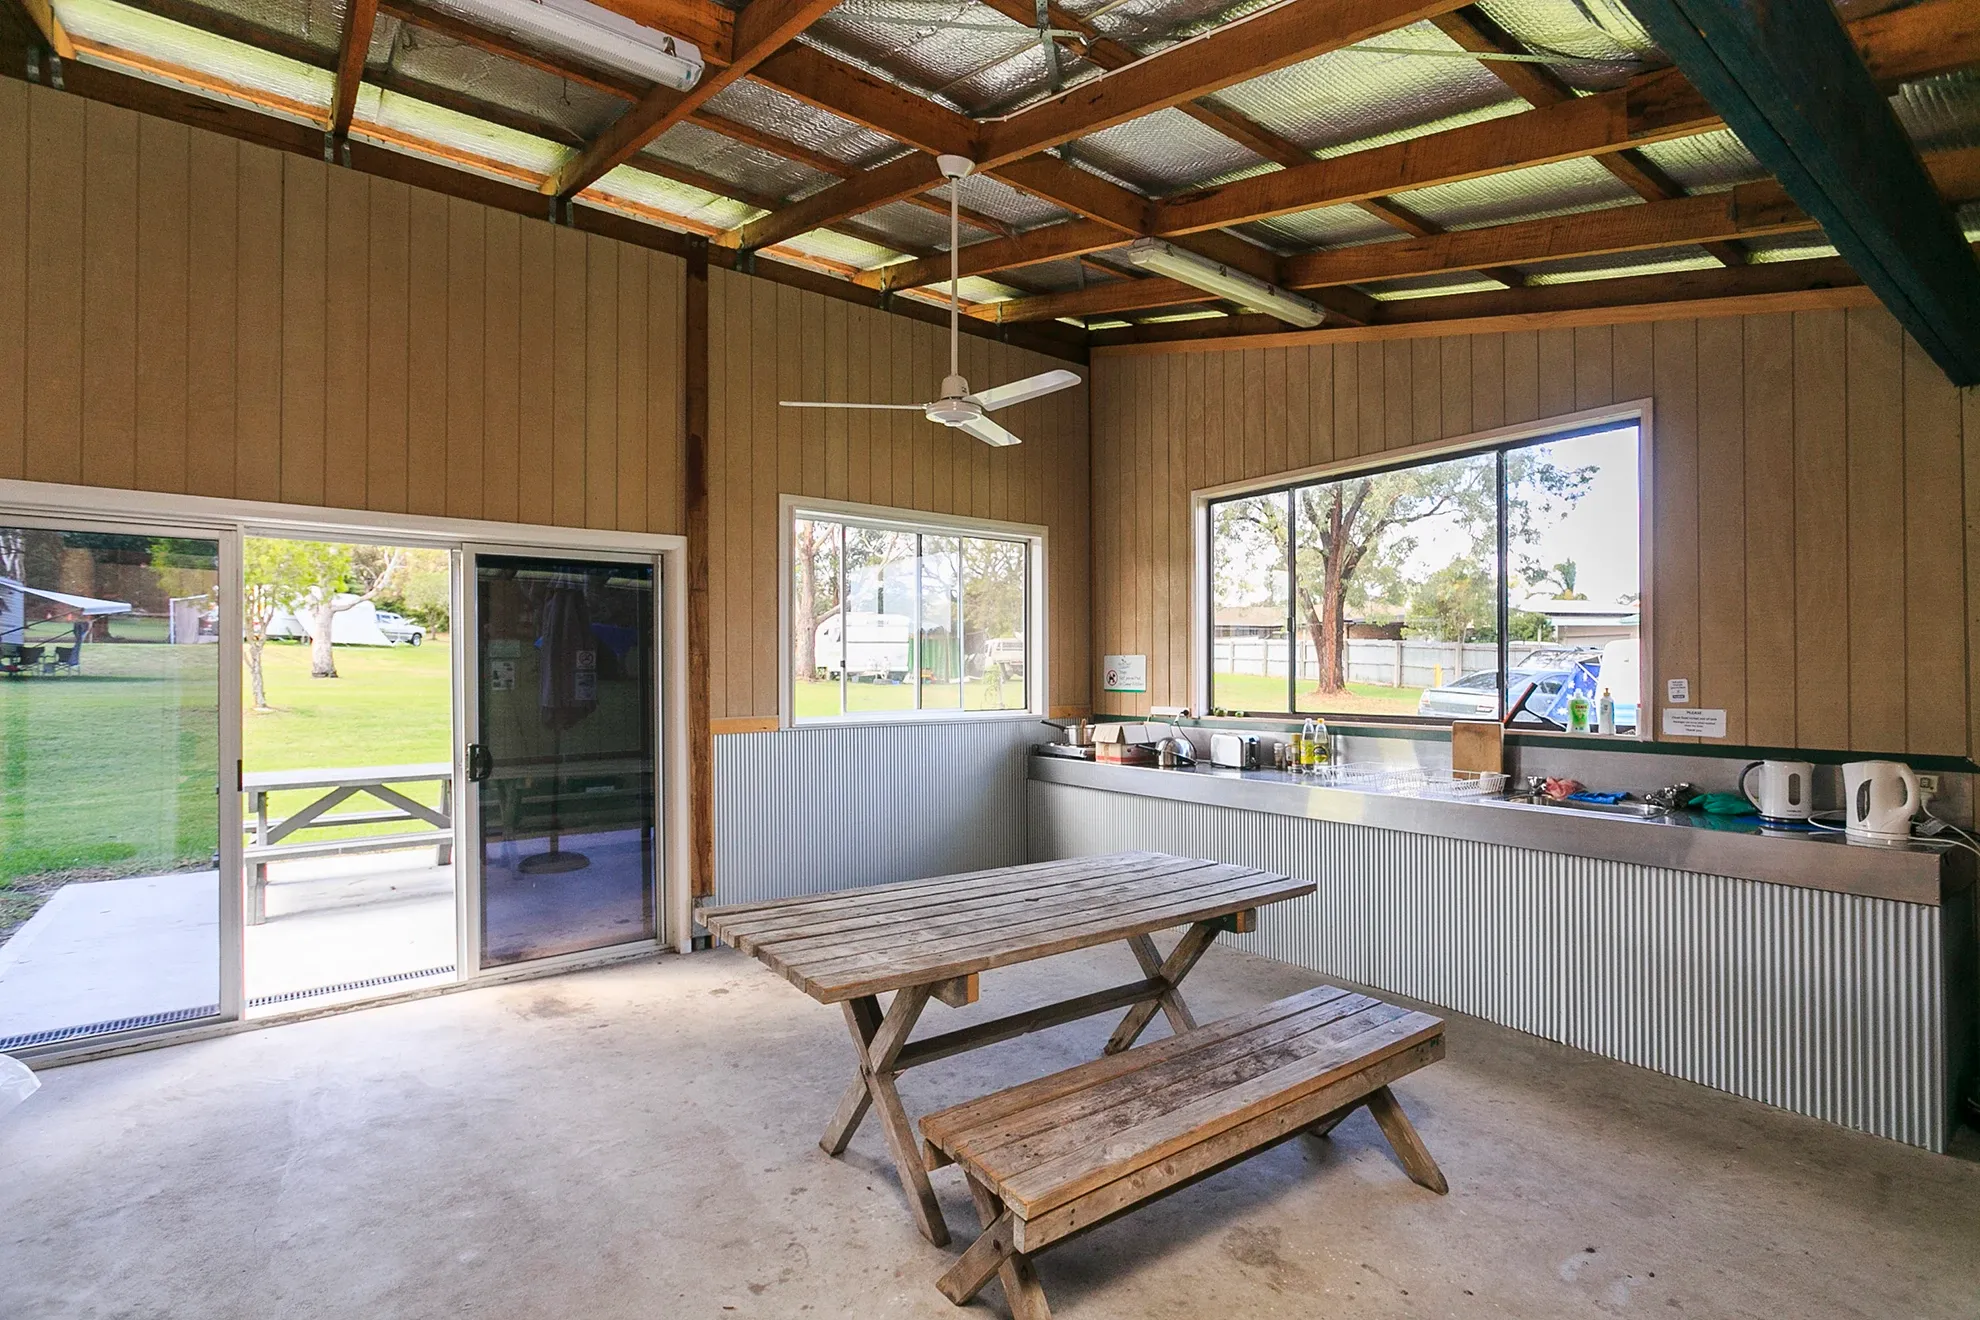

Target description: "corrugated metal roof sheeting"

left=646, top=122, right=835, bottom=204
left=1069, top=106, right=1265, bottom=193
left=702, top=78, right=905, bottom=169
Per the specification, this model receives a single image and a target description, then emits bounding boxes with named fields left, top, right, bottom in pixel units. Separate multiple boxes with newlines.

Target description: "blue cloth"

left=1567, top=790, right=1629, bottom=805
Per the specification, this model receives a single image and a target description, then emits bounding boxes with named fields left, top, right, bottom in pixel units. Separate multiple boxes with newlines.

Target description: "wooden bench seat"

left=919, top=984, right=1448, bottom=1319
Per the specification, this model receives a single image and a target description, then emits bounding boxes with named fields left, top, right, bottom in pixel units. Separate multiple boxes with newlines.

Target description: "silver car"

left=1416, top=669, right=1565, bottom=720
left=373, top=610, right=427, bottom=646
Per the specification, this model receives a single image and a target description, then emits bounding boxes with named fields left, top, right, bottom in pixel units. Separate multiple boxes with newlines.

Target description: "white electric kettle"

left=1842, top=760, right=1918, bottom=842
left=1740, top=759, right=1814, bottom=822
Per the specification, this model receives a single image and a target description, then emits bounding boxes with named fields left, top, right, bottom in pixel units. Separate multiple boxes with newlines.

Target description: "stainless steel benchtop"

left=1028, top=754, right=1963, bottom=906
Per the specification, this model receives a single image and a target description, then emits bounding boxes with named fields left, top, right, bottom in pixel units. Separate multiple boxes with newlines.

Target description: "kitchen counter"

left=1026, top=750, right=1975, bottom=1149
left=1028, top=753, right=1962, bottom=905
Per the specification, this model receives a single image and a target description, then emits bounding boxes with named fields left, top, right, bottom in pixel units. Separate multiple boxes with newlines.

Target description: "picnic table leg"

left=824, top=984, right=950, bottom=1247
left=437, top=776, right=454, bottom=868
left=1104, top=919, right=1221, bottom=1054
left=249, top=790, right=269, bottom=926
left=962, top=1172, right=1051, bottom=1320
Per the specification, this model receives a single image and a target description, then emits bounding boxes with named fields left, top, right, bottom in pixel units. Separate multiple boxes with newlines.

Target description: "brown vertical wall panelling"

left=1, top=80, right=687, bottom=532
left=1090, top=318, right=1974, bottom=759
left=701, top=266, right=1092, bottom=722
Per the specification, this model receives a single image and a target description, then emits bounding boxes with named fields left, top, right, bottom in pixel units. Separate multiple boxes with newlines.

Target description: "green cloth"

left=1688, top=792, right=1758, bottom=816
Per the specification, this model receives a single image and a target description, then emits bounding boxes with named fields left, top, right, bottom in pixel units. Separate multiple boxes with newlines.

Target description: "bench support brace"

left=952, top=1174, right=1052, bottom=1320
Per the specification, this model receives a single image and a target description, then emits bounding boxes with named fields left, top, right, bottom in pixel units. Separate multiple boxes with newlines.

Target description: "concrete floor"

left=3, top=943, right=1977, bottom=1319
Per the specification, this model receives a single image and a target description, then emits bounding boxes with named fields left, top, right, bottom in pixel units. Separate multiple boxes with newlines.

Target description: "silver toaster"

left=1208, top=732, right=1258, bottom=769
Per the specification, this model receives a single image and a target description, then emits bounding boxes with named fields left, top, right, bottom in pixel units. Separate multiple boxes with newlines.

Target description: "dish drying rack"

left=1300, top=765, right=1508, bottom=799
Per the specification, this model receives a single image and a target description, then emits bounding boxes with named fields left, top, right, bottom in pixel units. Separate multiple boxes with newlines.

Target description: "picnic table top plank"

left=242, top=762, right=454, bottom=791
left=699, top=852, right=1314, bottom=1005
left=922, top=990, right=1444, bottom=1218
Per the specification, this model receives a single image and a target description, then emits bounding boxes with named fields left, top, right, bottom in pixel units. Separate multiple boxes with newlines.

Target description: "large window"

left=789, top=503, right=1038, bottom=724
left=1207, top=422, right=1642, bottom=732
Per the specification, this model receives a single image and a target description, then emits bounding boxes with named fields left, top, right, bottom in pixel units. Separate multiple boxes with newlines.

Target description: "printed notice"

left=1102, top=654, right=1147, bottom=693
left=1661, top=707, right=1727, bottom=738
left=491, top=659, right=517, bottom=692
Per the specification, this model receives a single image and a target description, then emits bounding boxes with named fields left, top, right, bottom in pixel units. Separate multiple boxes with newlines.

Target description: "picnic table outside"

left=243, top=762, right=454, bottom=924
left=697, top=851, right=1315, bottom=1247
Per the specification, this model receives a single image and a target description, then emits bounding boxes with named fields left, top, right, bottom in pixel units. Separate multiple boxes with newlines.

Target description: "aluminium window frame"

left=1190, top=400, right=1655, bottom=740
left=778, top=495, right=1049, bottom=730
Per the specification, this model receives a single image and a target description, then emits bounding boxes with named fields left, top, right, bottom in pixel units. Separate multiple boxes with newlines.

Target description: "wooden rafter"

left=330, top=0, right=380, bottom=141
left=543, top=0, right=844, bottom=200
left=967, top=277, right=1203, bottom=322
left=716, top=150, right=941, bottom=251
left=1434, top=5, right=1744, bottom=268
left=1151, top=0, right=1977, bottom=238
left=1630, top=0, right=1980, bottom=382
left=981, top=147, right=1980, bottom=323
left=379, top=0, right=649, bottom=99
left=974, top=0, right=1471, bottom=167
left=17, top=0, right=73, bottom=59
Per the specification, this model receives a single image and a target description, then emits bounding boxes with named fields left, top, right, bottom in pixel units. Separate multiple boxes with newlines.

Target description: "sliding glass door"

left=0, top=523, right=230, bottom=1051
left=463, top=549, right=659, bottom=968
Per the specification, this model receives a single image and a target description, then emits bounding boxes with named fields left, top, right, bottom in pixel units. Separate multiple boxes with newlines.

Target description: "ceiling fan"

left=779, top=154, right=1082, bottom=447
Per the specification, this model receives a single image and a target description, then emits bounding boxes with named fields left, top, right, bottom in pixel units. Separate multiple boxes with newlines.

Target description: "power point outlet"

left=1917, top=773, right=1940, bottom=802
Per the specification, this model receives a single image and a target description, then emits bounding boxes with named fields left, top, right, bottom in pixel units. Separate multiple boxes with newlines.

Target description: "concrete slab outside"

left=0, top=849, right=457, bottom=1047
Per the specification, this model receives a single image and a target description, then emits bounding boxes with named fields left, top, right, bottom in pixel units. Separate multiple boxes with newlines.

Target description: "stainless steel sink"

left=1503, top=794, right=1669, bottom=819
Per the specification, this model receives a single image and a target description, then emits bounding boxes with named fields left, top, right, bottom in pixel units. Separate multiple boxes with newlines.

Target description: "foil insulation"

left=800, top=0, right=1088, bottom=117
left=1517, top=245, right=1723, bottom=284
left=1471, top=0, right=1662, bottom=92
left=1069, top=106, right=1265, bottom=194
left=850, top=199, right=1001, bottom=253
left=59, top=0, right=332, bottom=115
left=1210, top=24, right=1521, bottom=154
left=1395, top=156, right=1639, bottom=230
left=1236, top=203, right=1405, bottom=253
left=1361, top=270, right=1512, bottom=300
left=1895, top=71, right=1980, bottom=152
left=185, top=0, right=338, bottom=55
left=703, top=78, right=905, bottom=170
left=598, top=169, right=761, bottom=232
left=1746, top=234, right=1844, bottom=264
left=374, top=16, right=628, bottom=143
left=644, top=122, right=836, bottom=206
left=933, top=174, right=1075, bottom=229
left=779, top=228, right=912, bottom=271
left=1631, top=129, right=1766, bottom=194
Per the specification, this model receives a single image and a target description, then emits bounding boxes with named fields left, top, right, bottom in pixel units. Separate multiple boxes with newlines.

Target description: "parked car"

left=1416, top=641, right=1639, bottom=731
left=373, top=610, right=426, bottom=646
left=1417, top=668, right=1560, bottom=720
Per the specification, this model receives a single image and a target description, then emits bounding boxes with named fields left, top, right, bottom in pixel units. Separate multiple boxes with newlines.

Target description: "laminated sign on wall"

left=1103, top=654, right=1146, bottom=693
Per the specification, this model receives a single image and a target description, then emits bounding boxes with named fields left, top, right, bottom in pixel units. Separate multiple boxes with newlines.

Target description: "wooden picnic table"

left=697, top=851, right=1315, bottom=1247
left=242, top=762, right=454, bottom=924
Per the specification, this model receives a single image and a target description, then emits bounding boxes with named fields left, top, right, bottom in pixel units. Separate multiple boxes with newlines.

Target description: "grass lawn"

left=1209, top=671, right=1425, bottom=717
left=244, top=638, right=454, bottom=842
left=1, top=639, right=453, bottom=896
left=2, top=644, right=222, bottom=892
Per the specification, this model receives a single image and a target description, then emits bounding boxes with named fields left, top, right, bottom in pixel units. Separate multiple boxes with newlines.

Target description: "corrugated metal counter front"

left=1027, top=756, right=1976, bottom=1151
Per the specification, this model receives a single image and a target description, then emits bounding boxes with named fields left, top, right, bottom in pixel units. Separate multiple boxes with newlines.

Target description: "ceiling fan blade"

left=955, top=414, right=1023, bottom=447
left=966, top=369, right=1081, bottom=412
left=779, top=400, right=929, bottom=410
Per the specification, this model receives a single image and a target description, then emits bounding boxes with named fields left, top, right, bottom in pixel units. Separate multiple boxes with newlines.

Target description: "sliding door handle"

left=466, top=744, right=493, bottom=783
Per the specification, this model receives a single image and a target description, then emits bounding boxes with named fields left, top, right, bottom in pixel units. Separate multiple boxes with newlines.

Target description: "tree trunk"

left=794, top=524, right=817, bottom=680
left=309, top=600, right=338, bottom=678
left=245, top=639, right=269, bottom=710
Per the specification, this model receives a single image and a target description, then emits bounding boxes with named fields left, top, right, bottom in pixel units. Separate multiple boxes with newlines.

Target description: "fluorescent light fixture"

left=427, top=0, right=704, bottom=91
left=1120, top=238, right=1327, bottom=328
